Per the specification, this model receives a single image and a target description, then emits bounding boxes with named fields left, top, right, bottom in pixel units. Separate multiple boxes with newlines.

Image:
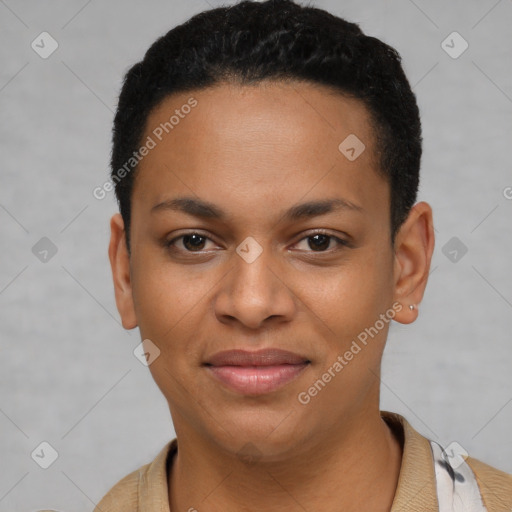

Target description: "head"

left=109, top=0, right=434, bottom=459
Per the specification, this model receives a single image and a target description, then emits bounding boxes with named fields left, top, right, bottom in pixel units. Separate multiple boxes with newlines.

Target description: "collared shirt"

left=93, top=411, right=512, bottom=511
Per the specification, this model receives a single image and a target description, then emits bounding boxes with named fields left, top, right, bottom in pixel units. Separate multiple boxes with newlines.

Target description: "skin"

left=109, top=80, right=435, bottom=512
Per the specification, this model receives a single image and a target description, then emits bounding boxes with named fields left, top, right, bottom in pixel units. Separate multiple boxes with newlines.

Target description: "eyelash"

left=165, top=230, right=350, bottom=255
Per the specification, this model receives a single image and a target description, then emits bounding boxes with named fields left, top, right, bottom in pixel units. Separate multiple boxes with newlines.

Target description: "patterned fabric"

left=430, top=440, right=488, bottom=511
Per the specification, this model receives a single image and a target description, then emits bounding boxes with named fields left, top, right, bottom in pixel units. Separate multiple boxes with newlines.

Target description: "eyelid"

left=165, top=230, right=220, bottom=251
left=165, top=229, right=351, bottom=253
left=290, top=229, right=351, bottom=251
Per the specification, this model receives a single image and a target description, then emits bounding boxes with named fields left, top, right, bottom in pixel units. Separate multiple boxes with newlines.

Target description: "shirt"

left=93, top=410, right=512, bottom=511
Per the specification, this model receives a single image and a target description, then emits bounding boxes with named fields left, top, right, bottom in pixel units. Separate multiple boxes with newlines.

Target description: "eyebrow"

left=150, top=196, right=363, bottom=222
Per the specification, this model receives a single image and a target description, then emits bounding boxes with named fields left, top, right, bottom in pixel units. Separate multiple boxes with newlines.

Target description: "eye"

left=165, top=230, right=349, bottom=255
left=293, top=231, right=349, bottom=253
left=166, top=232, right=217, bottom=253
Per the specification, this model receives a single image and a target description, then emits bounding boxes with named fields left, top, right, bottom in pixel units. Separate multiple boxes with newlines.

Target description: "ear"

left=108, top=213, right=138, bottom=329
left=392, top=201, right=435, bottom=324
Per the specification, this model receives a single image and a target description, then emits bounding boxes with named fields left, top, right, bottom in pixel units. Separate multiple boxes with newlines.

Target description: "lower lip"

left=206, top=363, right=309, bottom=395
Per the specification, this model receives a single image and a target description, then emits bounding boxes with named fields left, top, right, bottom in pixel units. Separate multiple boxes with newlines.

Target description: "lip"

left=205, top=348, right=310, bottom=367
left=204, top=349, right=311, bottom=395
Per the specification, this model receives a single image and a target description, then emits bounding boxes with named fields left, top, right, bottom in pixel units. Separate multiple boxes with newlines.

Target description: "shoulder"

left=93, top=463, right=149, bottom=512
left=381, top=410, right=512, bottom=511
left=93, top=440, right=176, bottom=512
left=466, top=455, right=512, bottom=511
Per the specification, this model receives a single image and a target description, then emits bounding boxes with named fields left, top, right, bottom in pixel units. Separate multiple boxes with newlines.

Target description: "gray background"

left=1, top=0, right=511, bottom=510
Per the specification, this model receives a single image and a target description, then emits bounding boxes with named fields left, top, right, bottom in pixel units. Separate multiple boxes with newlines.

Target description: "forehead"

left=131, top=80, right=386, bottom=225
left=141, top=79, right=377, bottom=161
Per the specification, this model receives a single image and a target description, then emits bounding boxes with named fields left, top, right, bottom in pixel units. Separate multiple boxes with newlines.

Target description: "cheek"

left=305, top=249, right=395, bottom=397
left=310, top=252, right=393, bottom=332
left=295, top=258, right=394, bottom=415
left=131, top=249, right=205, bottom=337
left=131, top=264, right=207, bottom=404
left=130, top=254, right=223, bottom=389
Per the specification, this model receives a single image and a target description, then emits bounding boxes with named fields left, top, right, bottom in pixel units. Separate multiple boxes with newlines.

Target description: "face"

left=109, top=80, right=433, bottom=460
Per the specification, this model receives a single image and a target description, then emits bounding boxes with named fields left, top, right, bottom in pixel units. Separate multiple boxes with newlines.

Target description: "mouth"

left=203, top=348, right=311, bottom=395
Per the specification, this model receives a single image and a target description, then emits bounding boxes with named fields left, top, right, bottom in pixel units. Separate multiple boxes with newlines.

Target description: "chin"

left=211, top=409, right=307, bottom=457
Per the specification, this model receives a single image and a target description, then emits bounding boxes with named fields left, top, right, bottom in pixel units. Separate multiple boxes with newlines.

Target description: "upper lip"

left=205, top=349, right=310, bottom=367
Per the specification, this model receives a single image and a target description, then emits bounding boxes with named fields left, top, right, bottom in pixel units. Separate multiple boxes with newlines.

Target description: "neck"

left=168, top=408, right=403, bottom=512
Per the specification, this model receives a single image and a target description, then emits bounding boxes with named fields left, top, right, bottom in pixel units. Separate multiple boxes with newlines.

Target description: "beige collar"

left=381, top=410, right=439, bottom=511
left=137, top=410, right=439, bottom=511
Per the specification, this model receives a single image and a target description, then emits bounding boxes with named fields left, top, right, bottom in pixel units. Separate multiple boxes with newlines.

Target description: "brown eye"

left=182, top=234, right=207, bottom=251
left=294, top=231, right=349, bottom=253
left=166, top=232, right=214, bottom=252
left=307, top=234, right=331, bottom=251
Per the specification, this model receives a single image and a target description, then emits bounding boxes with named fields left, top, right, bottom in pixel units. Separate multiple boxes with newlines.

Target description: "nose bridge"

left=214, top=236, right=295, bottom=328
left=232, top=236, right=280, bottom=303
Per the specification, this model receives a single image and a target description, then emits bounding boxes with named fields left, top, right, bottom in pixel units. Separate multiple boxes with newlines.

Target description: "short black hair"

left=111, top=0, right=422, bottom=253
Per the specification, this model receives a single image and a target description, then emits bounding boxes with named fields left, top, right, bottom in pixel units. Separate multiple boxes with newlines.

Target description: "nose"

left=213, top=242, right=296, bottom=331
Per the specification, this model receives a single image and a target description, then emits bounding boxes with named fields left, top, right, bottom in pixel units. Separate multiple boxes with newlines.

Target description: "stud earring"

left=409, top=304, right=415, bottom=311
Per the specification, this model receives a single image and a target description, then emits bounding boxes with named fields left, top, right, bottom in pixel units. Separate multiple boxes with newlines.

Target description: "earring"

left=409, top=304, right=415, bottom=310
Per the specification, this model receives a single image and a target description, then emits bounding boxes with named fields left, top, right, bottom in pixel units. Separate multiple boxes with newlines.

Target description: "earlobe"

left=108, top=213, right=138, bottom=330
left=392, top=202, right=435, bottom=325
